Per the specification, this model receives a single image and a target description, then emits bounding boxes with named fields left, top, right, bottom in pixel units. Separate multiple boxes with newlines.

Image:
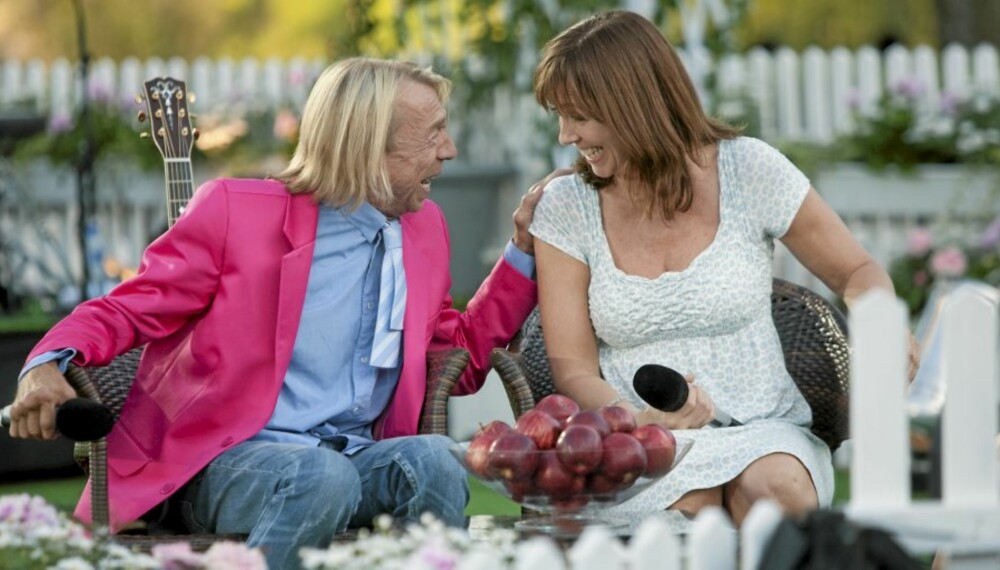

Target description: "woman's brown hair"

left=534, top=10, right=740, bottom=220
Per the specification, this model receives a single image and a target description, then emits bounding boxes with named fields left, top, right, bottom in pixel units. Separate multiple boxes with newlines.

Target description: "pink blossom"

left=939, top=91, right=961, bottom=117
left=48, top=113, right=74, bottom=134
left=930, top=246, right=968, bottom=277
left=906, top=227, right=933, bottom=256
left=893, top=77, right=925, bottom=100
left=979, top=215, right=1000, bottom=249
left=913, top=270, right=929, bottom=287
left=151, top=542, right=204, bottom=570
left=201, top=541, right=268, bottom=570
left=272, top=110, right=299, bottom=142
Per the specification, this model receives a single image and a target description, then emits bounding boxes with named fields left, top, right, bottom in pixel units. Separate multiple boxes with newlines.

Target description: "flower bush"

left=844, top=78, right=1000, bottom=171
left=891, top=216, right=1000, bottom=316
left=11, top=83, right=301, bottom=176
left=299, top=513, right=518, bottom=570
left=0, top=494, right=266, bottom=570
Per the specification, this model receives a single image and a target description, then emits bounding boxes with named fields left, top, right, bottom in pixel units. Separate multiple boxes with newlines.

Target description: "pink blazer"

left=27, top=179, right=537, bottom=531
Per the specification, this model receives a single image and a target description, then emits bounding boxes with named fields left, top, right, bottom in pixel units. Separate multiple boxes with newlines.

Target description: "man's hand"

left=9, top=362, right=77, bottom=440
left=511, top=167, right=574, bottom=255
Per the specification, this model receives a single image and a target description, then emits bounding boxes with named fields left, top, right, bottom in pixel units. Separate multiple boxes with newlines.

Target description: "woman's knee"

left=727, top=453, right=818, bottom=516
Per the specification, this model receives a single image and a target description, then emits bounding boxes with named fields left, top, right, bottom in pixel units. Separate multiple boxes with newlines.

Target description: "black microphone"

left=1, top=398, right=115, bottom=441
left=632, top=364, right=743, bottom=428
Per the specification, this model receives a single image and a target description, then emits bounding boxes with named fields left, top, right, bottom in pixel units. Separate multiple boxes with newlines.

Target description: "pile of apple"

left=464, top=394, right=677, bottom=506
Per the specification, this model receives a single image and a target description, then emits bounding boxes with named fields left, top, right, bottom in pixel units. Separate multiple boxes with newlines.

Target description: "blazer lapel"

left=274, top=193, right=319, bottom=381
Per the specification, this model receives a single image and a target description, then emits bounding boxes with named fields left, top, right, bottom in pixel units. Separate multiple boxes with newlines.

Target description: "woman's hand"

left=634, top=373, right=715, bottom=429
left=906, top=331, right=921, bottom=383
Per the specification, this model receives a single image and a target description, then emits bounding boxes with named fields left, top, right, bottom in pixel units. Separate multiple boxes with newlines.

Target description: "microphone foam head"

left=56, top=398, right=115, bottom=441
left=633, top=364, right=688, bottom=412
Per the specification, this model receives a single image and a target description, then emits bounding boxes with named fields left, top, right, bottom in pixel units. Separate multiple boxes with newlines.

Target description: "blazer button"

left=221, top=436, right=234, bottom=447
left=160, top=483, right=175, bottom=495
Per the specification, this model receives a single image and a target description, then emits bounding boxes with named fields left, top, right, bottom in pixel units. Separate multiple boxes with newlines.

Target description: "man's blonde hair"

left=275, top=58, right=451, bottom=208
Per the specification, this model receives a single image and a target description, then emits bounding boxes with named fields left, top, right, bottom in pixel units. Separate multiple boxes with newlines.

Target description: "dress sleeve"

left=736, top=137, right=811, bottom=239
left=529, top=174, right=591, bottom=265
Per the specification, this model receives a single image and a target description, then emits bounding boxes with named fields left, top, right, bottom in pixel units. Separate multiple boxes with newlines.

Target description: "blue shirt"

left=23, top=202, right=535, bottom=455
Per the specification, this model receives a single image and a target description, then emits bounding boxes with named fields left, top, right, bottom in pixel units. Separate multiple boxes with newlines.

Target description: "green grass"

left=0, top=469, right=849, bottom=518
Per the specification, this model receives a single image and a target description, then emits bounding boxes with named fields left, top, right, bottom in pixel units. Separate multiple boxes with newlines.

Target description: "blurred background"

left=1, top=0, right=998, bottom=509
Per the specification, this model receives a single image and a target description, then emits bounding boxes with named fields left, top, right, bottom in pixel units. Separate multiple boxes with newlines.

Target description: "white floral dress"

left=529, top=137, right=834, bottom=516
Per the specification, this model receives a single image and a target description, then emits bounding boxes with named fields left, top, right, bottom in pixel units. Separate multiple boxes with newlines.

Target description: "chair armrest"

left=418, top=348, right=471, bottom=435
left=489, top=348, right=537, bottom=420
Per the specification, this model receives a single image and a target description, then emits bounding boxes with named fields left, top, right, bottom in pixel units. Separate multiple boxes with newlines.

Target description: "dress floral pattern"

left=529, top=137, right=834, bottom=515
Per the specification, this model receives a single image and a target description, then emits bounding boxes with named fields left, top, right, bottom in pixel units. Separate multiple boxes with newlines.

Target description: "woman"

left=529, top=10, right=919, bottom=525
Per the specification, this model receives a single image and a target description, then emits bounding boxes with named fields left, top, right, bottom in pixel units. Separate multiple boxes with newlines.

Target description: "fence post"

left=942, top=44, right=972, bottom=98
left=740, top=500, right=783, bottom=570
left=849, top=290, right=910, bottom=509
left=510, top=536, right=566, bottom=570
left=972, top=43, right=1000, bottom=96
left=940, top=287, right=1000, bottom=508
left=630, top=516, right=682, bottom=570
left=566, top=525, right=626, bottom=570
left=688, top=507, right=737, bottom=570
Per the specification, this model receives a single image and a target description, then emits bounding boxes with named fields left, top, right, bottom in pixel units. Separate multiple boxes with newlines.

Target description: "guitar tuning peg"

left=192, top=128, right=200, bottom=140
left=134, top=94, right=144, bottom=105
left=188, top=93, right=197, bottom=104
left=139, top=132, right=150, bottom=139
left=137, top=111, right=147, bottom=122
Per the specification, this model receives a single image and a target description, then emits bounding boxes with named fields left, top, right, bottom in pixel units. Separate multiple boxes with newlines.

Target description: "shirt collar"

left=331, top=202, right=389, bottom=244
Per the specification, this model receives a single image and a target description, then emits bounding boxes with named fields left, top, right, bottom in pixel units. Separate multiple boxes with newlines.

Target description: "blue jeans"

left=177, top=434, right=469, bottom=570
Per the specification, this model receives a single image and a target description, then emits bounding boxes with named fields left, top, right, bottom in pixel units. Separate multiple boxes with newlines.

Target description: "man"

left=9, top=58, right=545, bottom=569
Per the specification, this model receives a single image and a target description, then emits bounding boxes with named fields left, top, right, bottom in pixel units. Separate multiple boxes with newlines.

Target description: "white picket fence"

left=445, top=288, right=1000, bottom=570
left=2, top=44, right=999, bottom=301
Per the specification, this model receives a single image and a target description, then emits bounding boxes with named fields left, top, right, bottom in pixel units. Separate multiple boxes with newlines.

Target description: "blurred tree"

left=0, top=0, right=357, bottom=60
left=933, top=0, right=1000, bottom=47
left=739, top=0, right=937, bottom=49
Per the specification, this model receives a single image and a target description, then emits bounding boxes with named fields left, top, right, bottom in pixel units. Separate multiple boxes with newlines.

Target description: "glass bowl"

left=449, top=435, right=693, bottom=537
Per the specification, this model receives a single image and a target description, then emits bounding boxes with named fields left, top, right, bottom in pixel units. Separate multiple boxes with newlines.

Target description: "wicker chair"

left=62, top=346, right=470, bottom=550
left=489, top=278, right=851, bottom=452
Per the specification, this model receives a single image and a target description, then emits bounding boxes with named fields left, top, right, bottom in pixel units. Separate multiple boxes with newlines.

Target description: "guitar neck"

left=163, top=157, right=194, bottom=228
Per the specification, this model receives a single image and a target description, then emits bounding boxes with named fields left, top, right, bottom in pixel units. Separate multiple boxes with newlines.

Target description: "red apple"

left=466, top=421, right=513, bottom=478
left=515, top=409, right=562, bottom=450
left=599, top=405, right=637, bottom=433
left=503, top=477, right=538, bottom=503
left=534, top=450, right=586, bottom=498
left=555, top=424, right=603, bottom=475
left=632, top=424, right=677, bottom=477
left=563, top=410, right=611, bottom=439
left=488, top=432, right=539, bottom=481
left=532, top=394, right=581, bottom=425
left=599, top=432, right=648, bottom=485
left=586, top=472, right=622, bottom=497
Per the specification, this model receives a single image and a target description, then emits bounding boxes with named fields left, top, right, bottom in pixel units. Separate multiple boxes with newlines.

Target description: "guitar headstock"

left=137, top=77, right=196, bottom=160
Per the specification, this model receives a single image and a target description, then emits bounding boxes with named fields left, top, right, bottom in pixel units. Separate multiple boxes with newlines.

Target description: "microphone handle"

left=0, top=404, right=10, bottom=428
left=708, top=408, right=743, bottom=428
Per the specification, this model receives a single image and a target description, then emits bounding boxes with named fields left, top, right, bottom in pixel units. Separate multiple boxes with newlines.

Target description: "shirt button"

left=366, top=302, right=374, bottom=310
left=353, top=406, right=361, bottom=414
left=360, top=356, right=369, bottom=363
left=221, top=436, right=234, bottom=447
left=160, top=483, right=175, bottom=495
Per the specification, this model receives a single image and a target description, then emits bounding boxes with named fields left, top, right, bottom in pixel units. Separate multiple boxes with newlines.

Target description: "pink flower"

left=48, top=113, right=74, bottom=134
left=980, top=215, right=1000, bottom=249
left=913, top=270, right=928, bottom=287
left=906, top=227, right=933, bottom=256
left=893, top=77, right=925, bottom=100
left=151, top=542, right=203, bottom=570
left=201, top=541, right=268, bottom=570
left=930, top=246, right=968, bottom=277
left=273, top=110, right=299, bottom=142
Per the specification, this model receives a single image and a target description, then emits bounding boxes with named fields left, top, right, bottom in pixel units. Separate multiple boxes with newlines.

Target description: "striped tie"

left=370, top=221, right=407, bottom=368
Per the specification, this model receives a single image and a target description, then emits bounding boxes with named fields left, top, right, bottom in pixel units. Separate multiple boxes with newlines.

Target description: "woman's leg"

left=723, top=452, right=818, bottom=526
left=669, top=485, right=724, bottom=518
